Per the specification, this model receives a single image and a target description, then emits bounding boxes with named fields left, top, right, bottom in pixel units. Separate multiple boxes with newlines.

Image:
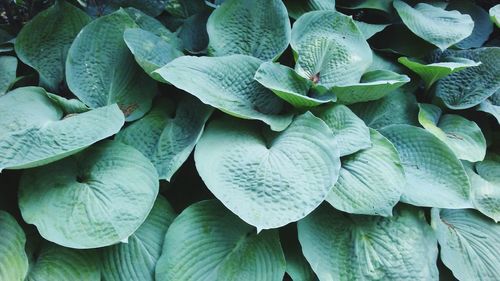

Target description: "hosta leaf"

left=254, top=62, right=335, bottom=108
left=368, top=52, right=407, bottom=73
left=326, top=129, right=405, bottom=216
left=350, top=87, right=419, bottom=129
left=110, top=0, right=169, bottom=17
left=336, top=0, right=393, bottom=14
left=447, top=0, right=493, bottom=49
left=15, top=1, right=91, bottom=92
left=435, top=48, right=500, bottom=110
left=291, top=10, right=372, bottom=87
left=0, top=56, right=16, bottom=95
left=355, top=21, right=388, bottom=40
left=207, top=0, right=291, bottom=60
left=18, top=141, right=159, bottom=249
left=477, top=91, right=500, bottom=124
left=313, top=104, right=371, bottom=156
left=155, top=55, right=293, bottom=131
left=165, top=0, right=206, bottom=18
left=195, top=113, right=341, bottom=230
left=393, top=0, right=474, bottom=50
left=66, top=9, right=156, bottom=121
left=491, top=4, right=500, bottom=27
left=418, top=103, right=486, bottom=162
left=283, top=238, right=315, bottom=281
left=398, top=56, right=481, bottom=89
left=370, top=24, right=436, bottom=58
left=178, top=11, right=211, bottom=54
left=124, top=28, right=183, bottom=81
left=432, top=208, right=500, bottom=280
left=298, top=205, right=439, bottom=281
left=47, top=93, right=89, bottom=114
left=0, top=87, right=125, bottom=171
left=101, top=195, right=176, bottom=281
left=333, top=70, right=410, bottom=105
left=27, top=243, right=99, bottom=281
left=155, top=200, right=286, bottom=281
left=0, top=211, right=29, bottom=281
left=116, top=96, right=212, bottom=181
left=283, top=0, right=336, bottom=19
left=379, top=124, right=471, bottom=208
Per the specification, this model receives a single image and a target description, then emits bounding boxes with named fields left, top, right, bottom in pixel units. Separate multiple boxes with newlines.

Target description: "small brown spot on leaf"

left=119, top=103, right=139, bottom=117
left=310, top=73, right=320, bottom=84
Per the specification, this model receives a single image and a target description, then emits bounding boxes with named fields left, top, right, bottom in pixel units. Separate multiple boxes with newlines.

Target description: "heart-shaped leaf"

left=0, top=211, right=29, bottom=281
left=380, top=124, right=472, bottom=208
left=326, top=129, right=405, bottom=216
left=0, top=56, right=16, bottom=95
left=0, top=87, right=125, bottom=171
left=155, top=55, right=293, bottom=131
left=101, top=195, right=176, bottom=281
left=15, top=1, right=91, bottom=92
left=393, top=0, right=474, bottom=50
left=195, top=113, right=341, bottom=230
left=155, top=200, right=286, bottom=281
left=207, top=0, right=291, bottom=61
left=298, top=205, right=439, bottom=281
left=418, top=103, right=486, bottom=162
left=18, top=141, right=159, bottom=249
left=432, top=208, right=500, bottom=280
left=291, top=10, right=373, bottom=87
left=66, top=9, right=156, bottom=121
left=116, top=96, right=212, bottom=181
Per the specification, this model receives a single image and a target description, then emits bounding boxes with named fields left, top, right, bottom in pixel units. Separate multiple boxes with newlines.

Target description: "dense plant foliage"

left=0, top=0, right=499, bottom=280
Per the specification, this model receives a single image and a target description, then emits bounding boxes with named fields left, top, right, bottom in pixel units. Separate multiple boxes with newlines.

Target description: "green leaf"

left=418, top=103, right=486, bottom=162
left=313, top=104, right=371, bottom=156
left=370, top=24, right=437, bottom=58
left=101, top=195, right=176, bottom=281
left=291, top=10, right=372, bottom=87
left=298, top=205, right=439, bottom=281
left=447, top=0, right=493, bottom=49
left=432, top=208, right=500, bottom=280
left=194, top=113, right=341, bottom=230
left=155, top=55, right=293, bottom=131
left=398, top=56, right=481, bottom=89
left=434, top=48, right=500, bottom=110
left=116, top=96, right=212, bottom=181
left=207, top=0, right=291, bottom=60
left=124, top=28, right=184, bottom=81
left=0, top=87, right=125, bottom=171
left=283, top=238, right=316, bottom=281
left=283, top=0, right=336, bottom=19
left=18, top=141, right=159, bottom=249
left=15, top=1, right=91, bottom=92
left=379, top=124, right=471, bottom=208
left=393, top=0, right=474, bottom=50
left=177, top=10, right=211, bottom=54
left=0, top=56, right=17, bottom=95
left=333, top=70, right=410, bottom=104
left=110, top=0, right=169, bottom=17
left=155, top=200, right=286, bottom=281
left=66, top=9, right=156, bottom=121
left=349, top=87, right=419, bottom=129
left=254, top=62, right=336, bottom=108
left=47, top=93, right=89, bottom=114
left=355, top=21, right=388, bottom=40
left=477, top=91, right=500, bottom=124
left=0, top=211, right=29, bottom=281
left=491, top=4, right=500, bottom=27
left=337, top=0, right=394, bottom=14
left=326, top=129, right=405, bottom=216
left=27, top=243, right=99, bottom=281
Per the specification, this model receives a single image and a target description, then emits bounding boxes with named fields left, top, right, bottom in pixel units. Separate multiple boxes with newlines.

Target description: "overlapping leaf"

left=0, top=211, right=29, bottom=281
left=0, top=56, right=16, bottom=95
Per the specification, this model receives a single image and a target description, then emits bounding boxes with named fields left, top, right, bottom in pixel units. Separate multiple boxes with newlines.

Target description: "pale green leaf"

left=489, top=4, right=499, bottom=27
left=0, top=211, right=29, bottom=281
left=66, top=9, right=156, bottom=121
left=0, top=56, right=17, bottom=95
left=355, top=21, right=388, bottom=40
left=393, top=0, right=474, bottom=50
left=477, top=91, right=499, bottom=124
left=432, top=208, right=500, bottom=281
left=110, top=0, right=169, bottom=17
left=326, top=129, right=404, bottom=216
left=283, top=0, right=336, bottom=19
left=155, top=200, right=286, bottom=281
left=379, top=124, right=471, bottom=208
left=194, top=113, right=341, bottom=230
left=18, top=141, right=159, bottom=249
left=155, top=55, right=293, bottom=131
left=418, top=103, right=486, bottom=162
left=291, top=10, right=372, bottom=87
left=101, top=195, right=176, bottom=281
left=116, top=96, right=212, bottom=181
left=447, top=0, right=493, bottom=49
left=298, top=205, right=439, bottom=281
left=0, top=87, right=125, bottom=171
left=47, top=93, right=89, bottom=114
left=337, top=0, right=393, bottom=14
left=15, top=1, right=91, bottom=92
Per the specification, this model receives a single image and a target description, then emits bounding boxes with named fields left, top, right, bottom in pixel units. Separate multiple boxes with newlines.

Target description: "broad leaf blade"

left=0, top=211, right=29, bottom=281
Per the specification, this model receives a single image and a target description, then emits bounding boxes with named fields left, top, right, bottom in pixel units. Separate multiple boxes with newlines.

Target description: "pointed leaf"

left=447, top=0, right=493, bottom=49
left=116, top=96, right=212, bottom=181
left=393, top=0, right=474, bottom=50
left=155, top=200, right=286, bottom=281
left=291, top=10, right=372, bottom=87
left=0, top=211, right=29, bottom=281
left=195, top=113, right=341, bottom=230
left=0, top=56, right=16, bottom=95
left=155, top=55, right=293, bottom=131
left=355, top=21, right=388, bottom=40
left=18, top=141, right=159, bottom=249
left=0, top=87, right=125, bottom=171
left=298, top=205, right=439, bottom=281
left=491, top=4, right=500, bottom=27
left=380, top=124, right=471, bottom=208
